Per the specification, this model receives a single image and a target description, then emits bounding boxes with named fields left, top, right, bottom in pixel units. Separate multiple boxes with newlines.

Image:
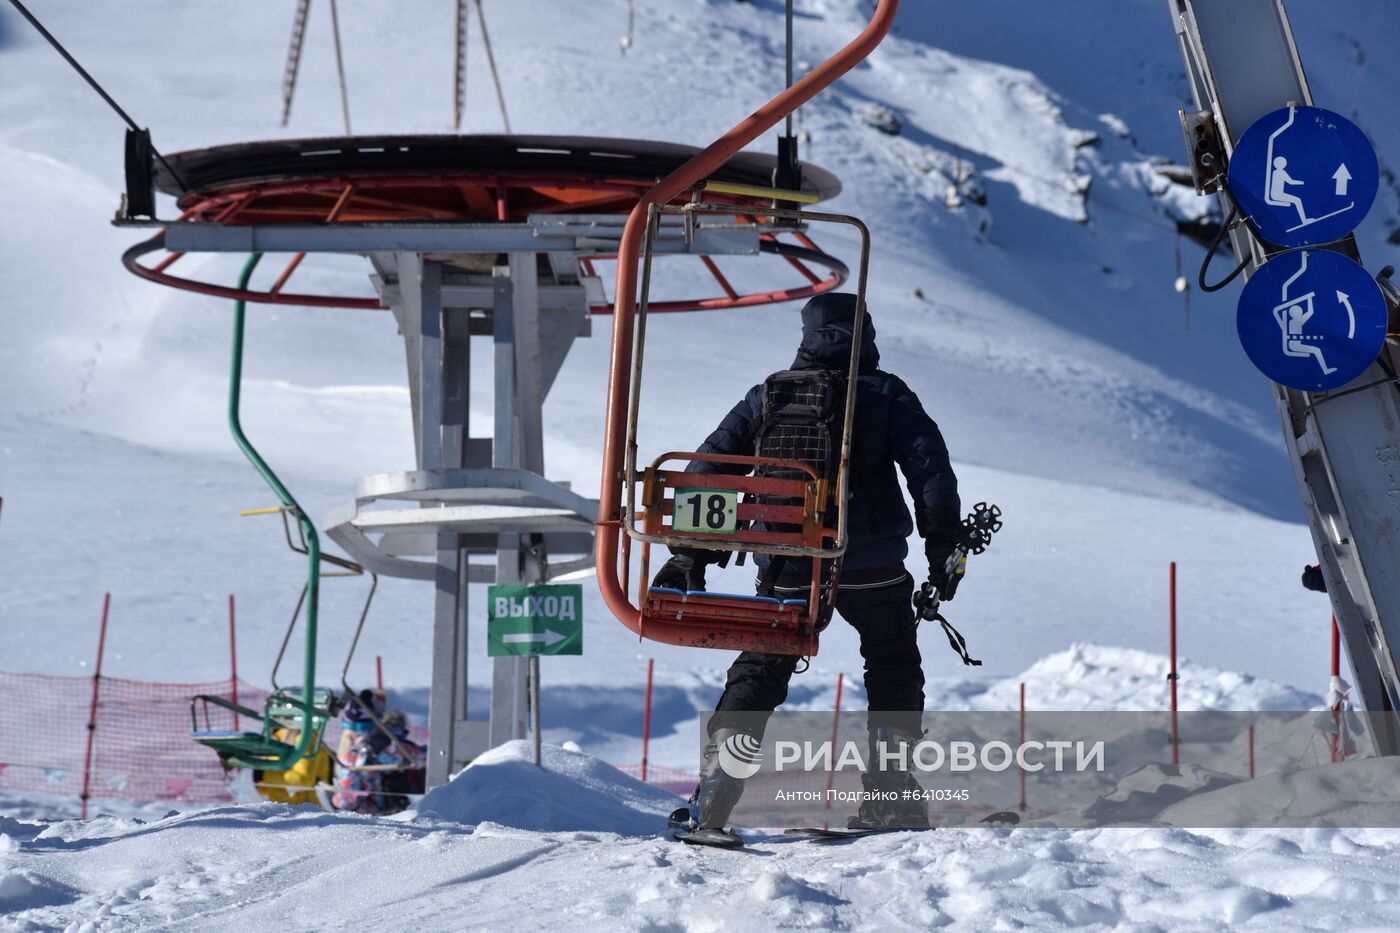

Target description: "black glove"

left=652, top=548, right=716, bottom=592
left=916, top=506, right=963, bottom=600
left=1301, top=564, right=1328, bottom=593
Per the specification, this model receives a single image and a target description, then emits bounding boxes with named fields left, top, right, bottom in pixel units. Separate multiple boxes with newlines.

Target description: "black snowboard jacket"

left=688, top=317, right=960, bottom=574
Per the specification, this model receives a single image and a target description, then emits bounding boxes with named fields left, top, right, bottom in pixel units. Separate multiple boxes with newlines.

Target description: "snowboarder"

left=655, top=292, right=963, bottom=845
left=336, top=688, right=386, bottom=764
left=333, top=709, right=423, bottom=814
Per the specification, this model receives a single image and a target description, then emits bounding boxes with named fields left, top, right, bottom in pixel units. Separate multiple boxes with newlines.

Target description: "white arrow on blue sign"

left=1236, top=249, right=1386, bottom=392
left=1227, top=105, right=1378, bottom=248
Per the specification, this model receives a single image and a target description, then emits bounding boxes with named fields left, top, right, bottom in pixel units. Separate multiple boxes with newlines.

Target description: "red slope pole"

left=376, top=655, right=384, bottom=692
left=641, top=658, right=655, bottom=782
left=80, top=593, right=111, bottom=820
left=1331, top=615, right=1341, bottom=678
left=1330, top=615, right=1342, bottom=762
left=1248, top=724, right=1255, bottom=779
left=1019, top=682, right=1027, bottom=812
left=1169, top=561, right=1180, bottom=766
left=228, top=594, right=239, bottom=731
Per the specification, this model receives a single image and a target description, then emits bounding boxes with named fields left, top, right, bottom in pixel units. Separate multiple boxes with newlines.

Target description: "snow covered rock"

left=853, top=101, right=902, bottom=135
left=416, top=741, right=681, bottom=835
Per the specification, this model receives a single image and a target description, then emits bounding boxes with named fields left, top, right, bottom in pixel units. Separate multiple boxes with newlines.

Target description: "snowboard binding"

left=668, top=806, right=744, bottom=849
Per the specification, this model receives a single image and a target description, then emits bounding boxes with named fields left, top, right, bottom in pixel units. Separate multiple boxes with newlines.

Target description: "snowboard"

left=784, top=826, right=910, bottom=841
left=785, top=810, right=1021, bottom=841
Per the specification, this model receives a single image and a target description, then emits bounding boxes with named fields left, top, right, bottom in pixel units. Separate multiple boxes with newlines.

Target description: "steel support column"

left=1168, top=0, right=1400, bottom=738
left=490, top=260, right=530, bottom=746
left=348, top=245, right=594, bottom=785
left=409, top=254, right=472, bottom=787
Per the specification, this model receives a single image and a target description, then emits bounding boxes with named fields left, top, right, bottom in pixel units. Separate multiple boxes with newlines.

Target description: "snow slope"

left=3, top=1, right=1399, bottom=923
left=6, top=741, right=1400, bottom=931
left=0, top=0, right=1372, bottom=787
left=0, top=412, right=1329, bottom=778
left=1, top=0, right=1372, bottom=688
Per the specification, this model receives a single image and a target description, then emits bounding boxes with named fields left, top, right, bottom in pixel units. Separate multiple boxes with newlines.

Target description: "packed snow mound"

left=1040, top=757, right=1400, bottom=829
left=1049, top=762, right=1246, bottom=827
left=975, top=643, right=1323, bottom=712
left=1157, top=757, right=1400, bottom=828
left=416, top=740, right=682, bottom=835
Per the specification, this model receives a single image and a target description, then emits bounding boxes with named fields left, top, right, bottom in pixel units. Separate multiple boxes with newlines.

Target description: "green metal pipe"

left=229, top=253, right=320, bottom=770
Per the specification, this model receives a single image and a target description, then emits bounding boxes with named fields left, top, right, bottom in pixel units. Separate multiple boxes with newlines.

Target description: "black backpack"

left=753, top=368, right=848, bottom=495
left=748, top=369, right=850, bottom=583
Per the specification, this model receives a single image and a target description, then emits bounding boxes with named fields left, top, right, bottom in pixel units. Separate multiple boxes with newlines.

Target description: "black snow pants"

left=712, top=569, right=924, bottom=737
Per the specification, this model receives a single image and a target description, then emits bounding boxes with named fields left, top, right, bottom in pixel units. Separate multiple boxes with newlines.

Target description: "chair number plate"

left=672, top=488, right=739, bottom=535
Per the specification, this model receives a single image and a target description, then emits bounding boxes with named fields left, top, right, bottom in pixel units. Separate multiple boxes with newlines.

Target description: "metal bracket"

left=1179, top=109, right=1227, bottom=194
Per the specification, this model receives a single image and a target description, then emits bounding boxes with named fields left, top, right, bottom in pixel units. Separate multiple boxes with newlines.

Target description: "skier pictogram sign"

left=1236, top=249, right=1386, bottom=391
left=1228, top=105, right=1378, bottom=248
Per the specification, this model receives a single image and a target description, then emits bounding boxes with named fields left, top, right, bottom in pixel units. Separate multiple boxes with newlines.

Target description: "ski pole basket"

left=618, top=200, right=872, bottom=656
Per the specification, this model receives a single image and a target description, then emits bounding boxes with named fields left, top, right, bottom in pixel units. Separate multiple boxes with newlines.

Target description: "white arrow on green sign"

left=502, top=630, right=567, bottom=647
left=487, top=584, right=583, bottom=657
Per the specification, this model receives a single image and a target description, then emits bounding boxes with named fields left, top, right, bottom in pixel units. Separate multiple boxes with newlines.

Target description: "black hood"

left=791, top=316, right=880, bottom=372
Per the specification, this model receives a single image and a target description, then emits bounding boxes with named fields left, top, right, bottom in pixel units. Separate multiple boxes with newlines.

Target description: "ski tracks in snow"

left=8, top=805, right=1400, bottom=930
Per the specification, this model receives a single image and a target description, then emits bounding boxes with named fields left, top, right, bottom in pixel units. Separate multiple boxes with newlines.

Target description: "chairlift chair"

left=621, top=197, right=872, bottom=657
left=190, top=503, right=376, bottom=771
left=595, top=0, right=899, bottom=656
left=191, top=685, right=337, bottom=769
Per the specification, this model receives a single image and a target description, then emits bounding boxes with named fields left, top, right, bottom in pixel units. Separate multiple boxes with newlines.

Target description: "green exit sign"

left=487, top=584, right=584, bottom=657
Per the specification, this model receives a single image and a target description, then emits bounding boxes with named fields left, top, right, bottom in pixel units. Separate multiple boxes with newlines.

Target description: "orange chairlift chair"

left=619, top=200, right=871, bottom=657
left=596, top=0, right=900, bottom=657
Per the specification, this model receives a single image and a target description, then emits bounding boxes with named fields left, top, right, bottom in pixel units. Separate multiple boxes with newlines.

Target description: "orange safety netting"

left=0, top=671, right=267, bottom=805
left=0, top=671, right=695, bottom=809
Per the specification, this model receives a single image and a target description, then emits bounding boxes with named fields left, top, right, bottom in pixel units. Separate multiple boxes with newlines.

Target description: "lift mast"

left=1167, top=0, right=1400, bottom=725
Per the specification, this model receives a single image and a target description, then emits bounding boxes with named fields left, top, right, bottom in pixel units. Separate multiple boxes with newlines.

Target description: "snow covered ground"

left=7, top=741, right=1400, bottom=931
left=1, top=646, right=1364, bottom=930
left=3, top=0, right=1400, bottom=927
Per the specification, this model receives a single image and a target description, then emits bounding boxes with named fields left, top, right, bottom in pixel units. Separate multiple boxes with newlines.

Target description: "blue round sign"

left=1228, top=105, right=1378, bottom=248
left=1236, top=250, right=1386, bottom=391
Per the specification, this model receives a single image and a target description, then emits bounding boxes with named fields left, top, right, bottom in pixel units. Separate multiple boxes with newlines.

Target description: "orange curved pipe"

left=596, top=0, right=900, bottom=644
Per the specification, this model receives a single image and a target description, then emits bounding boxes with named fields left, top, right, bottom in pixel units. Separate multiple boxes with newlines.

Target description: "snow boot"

left=669, top=726, right=751, bottom=845
left=848, top=725, right=930, bottom=830
left=668, top=806, right=744, bottom=847
left=695, top=727, right=748, bottom=828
